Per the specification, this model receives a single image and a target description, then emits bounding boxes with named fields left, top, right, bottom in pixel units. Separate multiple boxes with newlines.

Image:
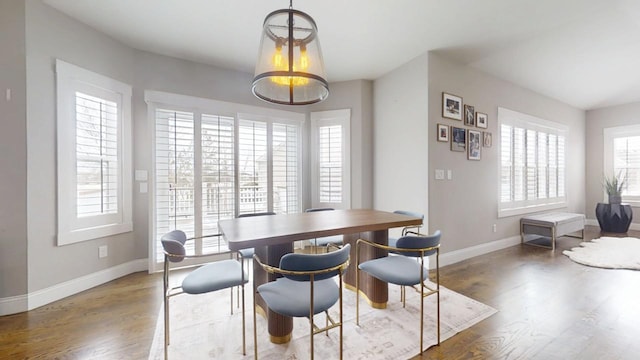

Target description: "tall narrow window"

left=319, top=125, right=343, bottom=203
left=498, top=107, right=566, bottom=217
left=311, top=109, right=351, bottom=209
left=56, top=60, right=132, bottom=245
left=604, top=124, right=640, bottom=204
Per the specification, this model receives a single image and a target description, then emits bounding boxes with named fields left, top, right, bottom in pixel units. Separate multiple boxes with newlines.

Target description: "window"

left=148, top=91, right=303, bottom=268
left=311, top=109, right=351, bottom=209
left=498, top=107, right=566, bottom=217
left=56, top=60, right=133, bottom=245
left=604, top=124, right=640, bottom=205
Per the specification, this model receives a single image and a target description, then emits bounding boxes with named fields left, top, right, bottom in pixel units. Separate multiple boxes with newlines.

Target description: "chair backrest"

left=395, top=230, right=441, bottom=258
left=161, top=230, right=188, bottom=263
left=305, top=207, right=335, bottom=212
left=279, top=244, right=351, bottom=281
left=238, top=212, right=276, bottom=218
left=393, top=210, right=424, bottom=221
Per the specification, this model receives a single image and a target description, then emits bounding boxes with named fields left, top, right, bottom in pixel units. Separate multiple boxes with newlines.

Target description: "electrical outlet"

left=492, top=224, right=497, bottom=233
left=99, top=245, right=108, bottom=258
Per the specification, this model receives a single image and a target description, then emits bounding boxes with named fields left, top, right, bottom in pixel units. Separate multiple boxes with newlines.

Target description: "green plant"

left=603, top=171, right=626, bottom=196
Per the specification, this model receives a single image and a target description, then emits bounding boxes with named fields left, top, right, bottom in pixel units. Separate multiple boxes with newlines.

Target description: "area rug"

left=148, top=280, right=496, bottom=359
left=563, top=237, right=640, bottom=270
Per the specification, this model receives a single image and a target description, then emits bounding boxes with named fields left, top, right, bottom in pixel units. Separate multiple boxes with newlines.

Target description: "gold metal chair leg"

left=253, top=283, right=259, bottom=360
left=241, top=283, right=246, bottom=355
left=339, top=273, right=344, bottom=360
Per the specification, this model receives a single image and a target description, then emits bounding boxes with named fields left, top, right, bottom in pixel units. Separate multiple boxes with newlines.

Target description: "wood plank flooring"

left=1, top=226, right=639, bottom=359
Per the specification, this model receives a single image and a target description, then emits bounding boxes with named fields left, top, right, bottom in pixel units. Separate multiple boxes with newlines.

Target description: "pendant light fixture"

left=252, top=0, right=329, bottom=105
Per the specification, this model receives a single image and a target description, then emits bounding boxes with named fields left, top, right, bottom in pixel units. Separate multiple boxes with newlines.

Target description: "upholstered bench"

left=520, top=212, right=585, bottom=250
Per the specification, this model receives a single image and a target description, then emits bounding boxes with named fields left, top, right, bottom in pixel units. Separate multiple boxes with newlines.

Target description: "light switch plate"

left=435, top=169, right=445, bottom=180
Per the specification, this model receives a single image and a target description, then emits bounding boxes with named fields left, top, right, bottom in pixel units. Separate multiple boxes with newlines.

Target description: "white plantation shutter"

left=272, top=123, right=300, bottom=214
left=148, top=92, right=303, bottom=267
left=311, top=109, right=351, bottom=209
left=201, top=114, right=236, bottom=236
left=498, top=107, right=566, bottom=217
left=75, top=92, right=119, bottom=217
left=319, top=125, right=343, bottom=203
left=154, top=109, right=196, bottom=244
left=238, top=120, right=269, bottom=215
left=56, top=60, right=132, bottom=245
left=610, top=133, right=640, bottom=200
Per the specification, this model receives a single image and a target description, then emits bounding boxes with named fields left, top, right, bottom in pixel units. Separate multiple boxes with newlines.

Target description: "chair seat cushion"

left=182, top=259, right=248, bottom=294
left=359, top=256, right=428, bottom=286
left=257, top=278, right=339, bottom=317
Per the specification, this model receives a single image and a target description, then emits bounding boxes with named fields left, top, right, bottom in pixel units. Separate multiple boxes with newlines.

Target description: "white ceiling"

left=43, top=0, right=640, bottom=110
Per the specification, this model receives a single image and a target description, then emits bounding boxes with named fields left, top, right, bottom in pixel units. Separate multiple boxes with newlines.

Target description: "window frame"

left=56, top=59, right=133, bottom=245
left=604, top=124, right=640, bottom=206
left=498, top=107, right=567, bottom=218
left=310, top=109, right=351, bottom=209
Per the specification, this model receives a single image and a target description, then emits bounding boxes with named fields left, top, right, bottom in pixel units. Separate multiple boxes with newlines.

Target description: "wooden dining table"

left=218, top=208, right=422, bottom=344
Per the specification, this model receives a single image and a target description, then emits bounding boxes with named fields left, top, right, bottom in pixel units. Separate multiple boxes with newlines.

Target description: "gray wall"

left=427, top=53, right=586, bottom=253
left=585, top=102, right=640, bottom=224
left=373, top=53, right=430, bottom=230
left=0, top=0, right=28, bottom=299
left=26, top=0, right=137, bottom=292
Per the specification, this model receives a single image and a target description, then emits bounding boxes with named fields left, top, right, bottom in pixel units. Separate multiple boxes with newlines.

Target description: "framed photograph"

left=468, top=130, right=481, bottom=160
left=464, top=104, right=475, bottom=126
left=483, top=132, right=492, bottom=147
left=476, top=112, right=488, bottom=128
left=451, top=127, right=466, bottom=152
left=442, top=92, right=462, bottom=120
left=437, top=124, right=449, bottom=142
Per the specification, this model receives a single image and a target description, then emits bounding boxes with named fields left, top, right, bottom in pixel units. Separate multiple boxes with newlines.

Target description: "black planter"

left=595, top=203, right=633, bottom=233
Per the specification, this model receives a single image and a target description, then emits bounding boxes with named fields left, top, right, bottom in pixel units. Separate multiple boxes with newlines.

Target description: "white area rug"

left=148, top=280, right=496, bottom=359
left=563, top=237, right=640, bottom=270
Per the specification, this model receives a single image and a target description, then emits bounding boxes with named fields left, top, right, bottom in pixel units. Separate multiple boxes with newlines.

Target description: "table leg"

left=343, top=230, right=389, bottom=308
left=254, top=243, right=294, bottom=344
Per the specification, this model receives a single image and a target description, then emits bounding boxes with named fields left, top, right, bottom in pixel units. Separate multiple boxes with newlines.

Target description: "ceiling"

left=43, top=0, right=640, bottom=110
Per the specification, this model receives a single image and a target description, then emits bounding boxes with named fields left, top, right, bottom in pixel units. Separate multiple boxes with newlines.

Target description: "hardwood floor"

left=1, top=226, right=639, bottom=359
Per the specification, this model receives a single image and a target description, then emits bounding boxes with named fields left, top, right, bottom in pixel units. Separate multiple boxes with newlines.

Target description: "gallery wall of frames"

left=438, top=92, right=492, bottom=161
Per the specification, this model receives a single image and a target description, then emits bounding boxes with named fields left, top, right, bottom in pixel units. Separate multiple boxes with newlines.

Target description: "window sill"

left=58, top=222, right=133, bottom=246
left=498, top=202, right=567, bottom=218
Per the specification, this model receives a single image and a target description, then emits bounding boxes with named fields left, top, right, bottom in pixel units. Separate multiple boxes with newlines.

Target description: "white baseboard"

left=0, top=259, right=147, bottom=316
left=438, top=236, right=521, bottom=268
left=0, top=294, right=28, bottom=316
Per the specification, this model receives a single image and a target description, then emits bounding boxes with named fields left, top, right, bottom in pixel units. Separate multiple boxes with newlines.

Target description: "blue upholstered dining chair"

left=161, top=230, right=249, bottom=359
left=305, top=208, right=344, bottom=252
left=356, top=230, right=441, bottom=353
left=252, top=244, right=351, bottom=360
left=388, top=210, right=424, bottom=249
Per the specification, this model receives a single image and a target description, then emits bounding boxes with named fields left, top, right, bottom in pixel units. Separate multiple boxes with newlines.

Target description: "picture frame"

left=464, top=104, right=475, bottom=126
left=476, top=112, right=488, bottom=128
left=437, top=124, right=449, bottom=142
left=468, top=130, right=481, bottom=160
left=442, top=92, right=462, bottom=120
left=483, top=132, right=492, bottom=148
left=451, top=127, right=466, bottom=152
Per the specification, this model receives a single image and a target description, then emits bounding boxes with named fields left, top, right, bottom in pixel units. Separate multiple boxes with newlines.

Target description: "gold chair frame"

left=252, top=250, right=350, bottom=360
left=162, top=237, right=246, bottom=359
left=355, top=235, right=440, bottom=352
